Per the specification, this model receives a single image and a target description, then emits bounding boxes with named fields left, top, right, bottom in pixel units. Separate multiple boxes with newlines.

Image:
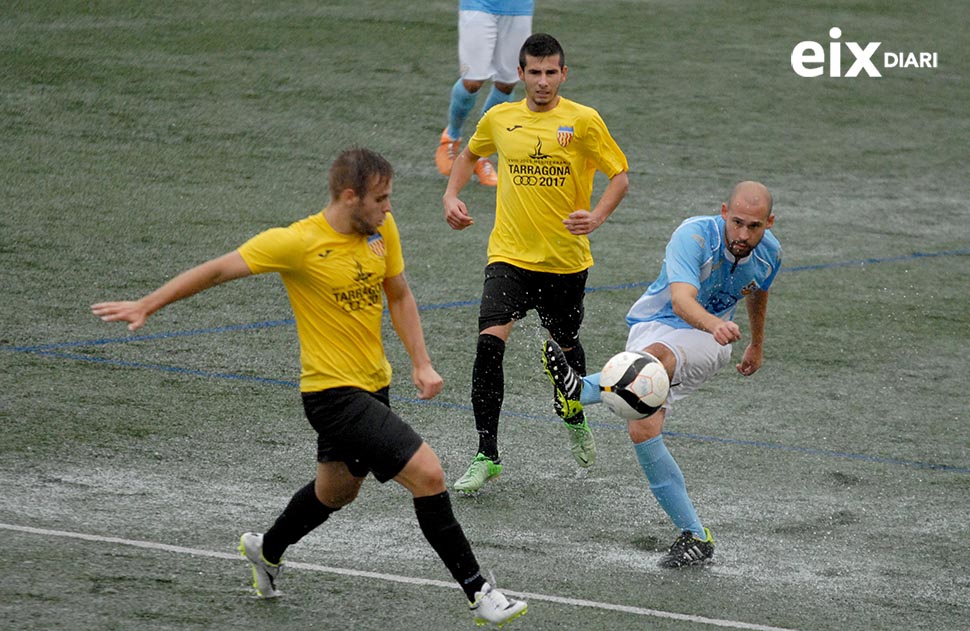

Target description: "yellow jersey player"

left=443, top=33, right=629, bottom=493
left=92, top=147, right=527, bottom=626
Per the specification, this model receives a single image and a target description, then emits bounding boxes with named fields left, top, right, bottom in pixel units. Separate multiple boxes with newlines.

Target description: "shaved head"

left=727, top=181, right=773, bottom=219
left=720, top=181, right=775, bottom=259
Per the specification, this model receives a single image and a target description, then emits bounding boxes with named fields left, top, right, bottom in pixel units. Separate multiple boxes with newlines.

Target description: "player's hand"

left=563, top=209, right=602, bottom=235
left=91, top=300, right=150, bottom=331
left=443, top=197, right=474, bottom=230
left=736, top=344, right=763, bottom=376
left=710, top=320, right=742, bottom=346
left=412, top=363, right=443, bottom=400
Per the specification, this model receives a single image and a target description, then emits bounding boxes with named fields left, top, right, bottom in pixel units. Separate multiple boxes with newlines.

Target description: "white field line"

left=3, top=522, right=797, bottom=631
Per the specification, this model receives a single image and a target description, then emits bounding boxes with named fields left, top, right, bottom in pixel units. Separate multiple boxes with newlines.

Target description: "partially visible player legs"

left=448, top=79, right=480, bottom=140
left=580, top=373, right=602, bottom=405
left=471, top=333, right=505, bottom=461
left=541, top=339, right=596, bottom=467
left=437, top=78, right=498, bottom=186
left=541, top=339, right=583, bottom=420
left=243, top=428, right=527, bottom=623
left=261, top=479, right=343, bottom=563
left=436, top=80, right=478, bottom=176
left=398, top=443, right=527, bottom=625
left=481, top=83, right=515, bottom=112
left=634, top=434, right=705, bottom=534
left=470, top=83, right=515, bottom=187
left=455, top=333, right=506, bottom=494
left=537, top=270, right=593, bottom=468
left=630, top=417, right=713, bottom=568
left=546, top=334, right=715, bottom=566
left=239, top=474, right=346, bottom=598
left=626, top=329, right=723, bottom=567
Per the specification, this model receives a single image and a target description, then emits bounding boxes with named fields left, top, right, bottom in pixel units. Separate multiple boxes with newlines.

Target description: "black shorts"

left=478, top=262, right=588, bottom=346
left=301, top=386, right=424, bottom=483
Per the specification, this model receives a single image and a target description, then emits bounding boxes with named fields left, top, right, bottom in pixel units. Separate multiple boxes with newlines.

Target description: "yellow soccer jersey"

left=237, top=212, right=404, bottom=393
left=468, top=97, right=628, bottom=274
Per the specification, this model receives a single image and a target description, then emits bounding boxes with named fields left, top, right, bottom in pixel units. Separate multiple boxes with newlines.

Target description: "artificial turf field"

left=1, top=1, right=968, bottom=629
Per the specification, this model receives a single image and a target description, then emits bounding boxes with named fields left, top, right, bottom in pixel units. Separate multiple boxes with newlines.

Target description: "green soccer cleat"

left=454, top=453, right=503, bottom=494
left=542, top=340, right=585, bottom=421
left=563, top=416, right=596, bottom=468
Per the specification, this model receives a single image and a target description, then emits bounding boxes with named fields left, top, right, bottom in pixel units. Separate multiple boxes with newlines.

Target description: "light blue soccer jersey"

left=459, top=0, right=534, bottom=16
left=625, top=215, right=782, bottom=329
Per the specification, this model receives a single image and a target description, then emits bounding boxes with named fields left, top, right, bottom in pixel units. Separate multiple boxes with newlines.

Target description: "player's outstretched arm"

left=442, top=148, right=479, bottom=230
left=383, top=272, right=443, bottom=400
left=737, top=289, right=769, bottom=376
left=91, top=251, right=252, bottom=331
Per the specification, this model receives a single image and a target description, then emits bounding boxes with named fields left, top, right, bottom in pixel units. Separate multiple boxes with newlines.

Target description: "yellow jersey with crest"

left=237, top=212, right=404, bottom=393
left=468, top=97, right=628, bottom=274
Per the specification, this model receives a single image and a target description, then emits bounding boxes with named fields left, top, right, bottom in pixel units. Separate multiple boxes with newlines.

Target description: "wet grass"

left=1, top=1, right=968, bottom=629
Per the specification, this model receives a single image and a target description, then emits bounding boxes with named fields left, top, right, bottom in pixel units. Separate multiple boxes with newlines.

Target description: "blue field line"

left=27, top=350, right=300, bottom=388
left=780, top=247, right=970, bottom=273
left=5, top=247, right=968, bottom=354
left=23, top=345, right=970, bottom=475
left=661, top=430, right=970, bottom=474
left=7, top=319, right=297, bottom=353
left=4, top=247, right=969, bottom=475
left=389, top=395, right=970, bottom=474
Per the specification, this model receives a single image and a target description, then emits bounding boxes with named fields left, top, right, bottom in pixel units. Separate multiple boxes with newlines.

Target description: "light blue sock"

left=580, top=373, right=602, bottom=405
left=481, top=85, right=514, bottom=114
left=447, top=80, right=478, bottom=140
left=634, top=435, right=706, bottom=537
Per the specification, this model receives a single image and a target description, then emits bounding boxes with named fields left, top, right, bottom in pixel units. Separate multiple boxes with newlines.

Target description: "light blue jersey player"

left=541, top=181, right=781, bottom=568
left=625, top=214, right=781, bottom=332
left=435, top=0, right=534, bottom=185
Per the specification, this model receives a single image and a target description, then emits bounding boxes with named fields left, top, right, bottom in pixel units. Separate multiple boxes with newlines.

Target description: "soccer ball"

left=599, top=351, right=670, bottom=420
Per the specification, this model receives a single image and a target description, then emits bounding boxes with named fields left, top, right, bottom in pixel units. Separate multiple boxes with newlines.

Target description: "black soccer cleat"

left=658, top=528, right=715, bottom=568
left=541, top=339, right=584, bottom=421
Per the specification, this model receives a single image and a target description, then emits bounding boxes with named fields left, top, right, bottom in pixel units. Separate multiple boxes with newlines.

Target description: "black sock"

left=472, top=334, right=505, bottom=461
left=562, top=340, right=587, bottom=376
left=414, top=491, right=486, bottom=601
left=262, top=479, right=337, bottom=564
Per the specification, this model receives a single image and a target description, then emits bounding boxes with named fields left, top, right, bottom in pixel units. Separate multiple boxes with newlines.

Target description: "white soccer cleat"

left=238, top=532, right=283, bottom=598
left=470, top=582, right=527, bottom=627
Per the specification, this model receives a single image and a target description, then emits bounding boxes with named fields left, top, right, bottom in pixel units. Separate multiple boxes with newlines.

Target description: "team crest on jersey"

left=740, top=280, right=759, bottom=295
left=557, top=126, right=574, bottom=147
left=367, top=233, right=385, bottom=257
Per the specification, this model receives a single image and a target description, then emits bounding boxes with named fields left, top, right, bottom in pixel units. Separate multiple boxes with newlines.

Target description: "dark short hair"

left=519, top=32, right=565, bottom=69
left=329, top=147, right=393, bottom=200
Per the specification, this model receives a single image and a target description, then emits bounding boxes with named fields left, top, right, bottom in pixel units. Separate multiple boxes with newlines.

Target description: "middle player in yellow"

left=443, top=32, right=630, bottom=493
